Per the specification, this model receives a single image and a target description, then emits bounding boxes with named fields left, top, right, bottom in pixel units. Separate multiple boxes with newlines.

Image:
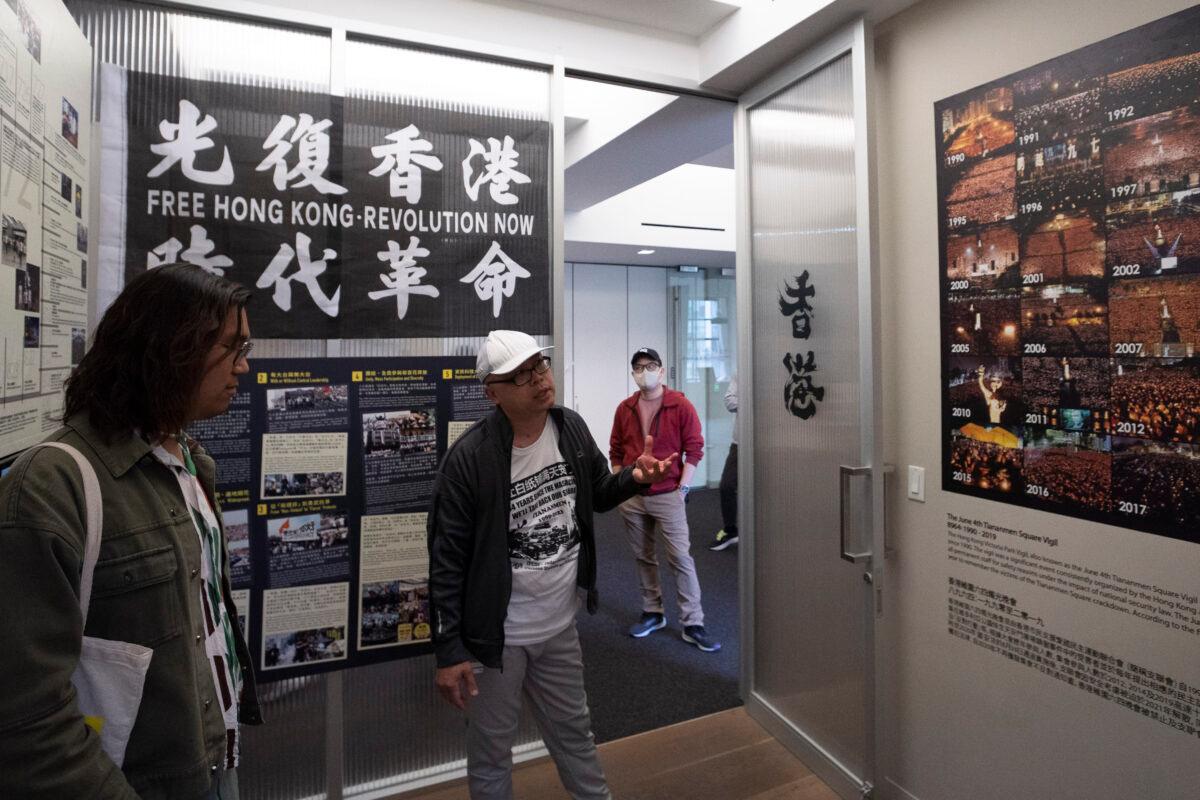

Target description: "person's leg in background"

left=710, top=443, right=739, bottom=551
left=644, top=492, right=721, bottom=653
left=620, top=494, right=667, bottom=637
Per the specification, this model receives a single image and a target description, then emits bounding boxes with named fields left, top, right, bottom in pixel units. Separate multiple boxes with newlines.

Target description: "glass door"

left=737, top=19, right=884, bottom=799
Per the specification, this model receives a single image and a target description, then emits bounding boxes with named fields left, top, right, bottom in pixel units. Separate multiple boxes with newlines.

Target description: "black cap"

left=631, top=347, right=661, bottom=367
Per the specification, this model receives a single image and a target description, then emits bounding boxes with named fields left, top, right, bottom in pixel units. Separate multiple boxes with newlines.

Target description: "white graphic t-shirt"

left=506, top=418, right=581, bottom=646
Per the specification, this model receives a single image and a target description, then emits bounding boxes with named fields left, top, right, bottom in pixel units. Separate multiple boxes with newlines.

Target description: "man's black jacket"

left=427, top=405, right=640, bottom=668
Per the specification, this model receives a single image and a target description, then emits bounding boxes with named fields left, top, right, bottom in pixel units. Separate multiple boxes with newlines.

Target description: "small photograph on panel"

left=1020, top=281, right=1109, bottom=356
left=1105, top=188, right=1200, bottom=277
left=267, top=512, right=349, bottom=556
left=2, top=214, right=28, bottom=269
left=74, top=185, right=82, bottom=219
left=1015, top=135, right=1103, bottom=213
left=223, top=508, right=251, bottom=589
left=360, top=579, right=430, bottom=649
left=76, top=223, right=87, bottom=254
left=947, top=355, right=1024, bottom=429
left=362, top=408, right=436, bottom=457
left=1021, top=356, right=1111, bottom=430
left=944, top=291, right=1020, bottom=356
left=1108, top=275, right=1200, bottom=358
left=263, top=626, right=347, bottom=669
left=14, top=263, right=38, bottom=312
left=1103, top=106, right=1200, bottom=199
left=1110, top=437, right=1200, bottom=539
left=939, top=84, right=1015, bottom=167
left=70, top=327, right=85, bottom=366
left=266, top=384, right=350, bottom=434
left=1012, top=66, right=1104, bottom=139
left=5, top=0, right=41, bottom=61
left=944, top=153, right=1017, bottom=229
left=23, top=316, right=38, bottom=349
left=1022, top=429, right=1112, bottom=512
left=267, top=384, right=349, bottom=414
left=1019, top=206, right=1105, bottom=283
left=948, top=426, right=1023, bottom=494
left=262, top=471, right=345, bottom=498
left=1104, top=7, right=1200, bottom=120
left=1111, top=357, right=1200, bottom=443
left=945, top=222, right=1021, bottom=291
left=61, top=98, right=79, bottom=149
left=59, top=173, right=71, bottom=203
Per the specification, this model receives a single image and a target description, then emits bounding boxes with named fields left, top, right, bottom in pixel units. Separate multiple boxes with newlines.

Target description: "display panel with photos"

left=188, top=356, right=491, bottom=681
left=937, top=6, right=1200, bottom=544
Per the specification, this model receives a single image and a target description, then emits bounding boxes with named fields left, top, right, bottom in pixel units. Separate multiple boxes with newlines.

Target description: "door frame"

left=735, top=16, right=886, bottom=800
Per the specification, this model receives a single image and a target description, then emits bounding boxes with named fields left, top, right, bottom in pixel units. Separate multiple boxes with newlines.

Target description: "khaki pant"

left=619, top=492, right=704, bottom=627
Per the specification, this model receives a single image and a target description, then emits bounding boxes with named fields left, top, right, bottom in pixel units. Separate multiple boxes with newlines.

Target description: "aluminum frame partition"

left=736, top=17, right=885, bottom=800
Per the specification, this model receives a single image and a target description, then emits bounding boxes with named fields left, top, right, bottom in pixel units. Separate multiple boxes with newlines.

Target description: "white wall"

left=875, top=1, right=1200, bottom=798
left=218, top=0, right=700, bottom=84
left=563, top=262, right=668, bottom=456
left=565, top=164, right=735, bottom=253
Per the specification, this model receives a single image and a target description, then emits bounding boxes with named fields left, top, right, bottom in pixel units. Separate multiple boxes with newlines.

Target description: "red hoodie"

left=609, top=386, right=704, bottom=495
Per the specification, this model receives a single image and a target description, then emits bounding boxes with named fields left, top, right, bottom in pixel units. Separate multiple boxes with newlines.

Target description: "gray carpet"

left=578, top=488, right=741, bottom=743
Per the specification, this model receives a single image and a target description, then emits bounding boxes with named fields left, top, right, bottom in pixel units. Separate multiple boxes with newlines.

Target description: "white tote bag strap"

left=24, top=442, right=103, bottom=625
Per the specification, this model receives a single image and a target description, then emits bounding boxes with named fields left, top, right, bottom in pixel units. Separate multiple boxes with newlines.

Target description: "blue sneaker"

left=629, top=612, right=666, bottom=638
left=682, top=625, right=721, bottom=652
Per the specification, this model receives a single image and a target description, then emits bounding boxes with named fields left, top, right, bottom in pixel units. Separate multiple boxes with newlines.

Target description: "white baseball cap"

left=476, top=330, right=553, bottom=382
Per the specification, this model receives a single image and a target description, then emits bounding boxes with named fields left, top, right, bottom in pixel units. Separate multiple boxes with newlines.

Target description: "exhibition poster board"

left=189, top=357, right=489, bottom=680
left=0, top=0, right=91, bottom=459
left=936, top=5, right=1200, bottom=744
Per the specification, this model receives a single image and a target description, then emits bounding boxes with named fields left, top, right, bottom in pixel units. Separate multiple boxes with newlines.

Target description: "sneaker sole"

left=630, top=618, right=667, bottom=638
left=708, top=537, right=739, bottom=551
left=682, top=632, right=721, bottom=652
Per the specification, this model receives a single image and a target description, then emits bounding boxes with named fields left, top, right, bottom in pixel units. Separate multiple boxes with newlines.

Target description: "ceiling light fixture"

left=637, top=249, right=655, bottom=255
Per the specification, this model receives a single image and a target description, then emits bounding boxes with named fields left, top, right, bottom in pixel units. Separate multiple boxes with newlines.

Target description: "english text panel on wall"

left=936, top=5, right=1200, bottom=545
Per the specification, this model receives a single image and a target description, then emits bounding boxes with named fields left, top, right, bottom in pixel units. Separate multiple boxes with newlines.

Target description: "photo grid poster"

left=189, top=357, right=492, bottom=681
left=0, top=0, right=91, bottom=459
left=103, top=68, right=550, bottom=339
left=936, top=6, right=1200, bottom=545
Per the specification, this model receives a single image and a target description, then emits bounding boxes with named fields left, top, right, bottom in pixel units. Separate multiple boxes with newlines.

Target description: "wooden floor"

left=391, top=707, right=839, bottom=800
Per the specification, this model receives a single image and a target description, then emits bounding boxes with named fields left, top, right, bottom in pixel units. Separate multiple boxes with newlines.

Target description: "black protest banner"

left=123, top=71, right=550, bottom=338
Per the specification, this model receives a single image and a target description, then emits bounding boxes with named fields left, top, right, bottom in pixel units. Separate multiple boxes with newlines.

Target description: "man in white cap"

left=428, top=330, right=676, bottom=800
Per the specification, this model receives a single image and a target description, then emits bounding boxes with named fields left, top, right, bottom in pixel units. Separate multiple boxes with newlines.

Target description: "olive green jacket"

left=0, top=414, right=262, bottom=799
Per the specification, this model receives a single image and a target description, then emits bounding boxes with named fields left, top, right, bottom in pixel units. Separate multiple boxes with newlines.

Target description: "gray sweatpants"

left=465, top=623, right=610, bottom=800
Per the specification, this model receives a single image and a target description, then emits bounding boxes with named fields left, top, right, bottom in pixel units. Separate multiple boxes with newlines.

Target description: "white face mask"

left=634, top=369, right=661, bottom=391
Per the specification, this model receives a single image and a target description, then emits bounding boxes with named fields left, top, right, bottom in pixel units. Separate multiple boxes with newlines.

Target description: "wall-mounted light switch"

left=907, top=465, right=925, bottom=502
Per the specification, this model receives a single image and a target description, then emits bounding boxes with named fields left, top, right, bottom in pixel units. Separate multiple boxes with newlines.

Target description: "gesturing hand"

left=631, top=435, right=678, bottom=484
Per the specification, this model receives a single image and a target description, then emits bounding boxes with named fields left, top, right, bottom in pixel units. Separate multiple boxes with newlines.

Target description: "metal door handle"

left=839, top=464, right=872, bottom=563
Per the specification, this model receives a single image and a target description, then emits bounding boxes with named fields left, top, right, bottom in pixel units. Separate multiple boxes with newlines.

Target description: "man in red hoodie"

left=609, top=347, right=720, bottom=652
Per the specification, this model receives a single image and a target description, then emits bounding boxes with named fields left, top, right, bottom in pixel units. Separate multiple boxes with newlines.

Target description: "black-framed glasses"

left=632, top=362, right=661, bottom=374
left=489, top=356, right=552, bottom=387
